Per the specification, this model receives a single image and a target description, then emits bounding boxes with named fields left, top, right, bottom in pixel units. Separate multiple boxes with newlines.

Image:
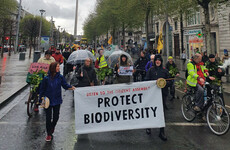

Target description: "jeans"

left=195, top=84, right=204, bottom=108
left=46, top=104, right=61, bottom=136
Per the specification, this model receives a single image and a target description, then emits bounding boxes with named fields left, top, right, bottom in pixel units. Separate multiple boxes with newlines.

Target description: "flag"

left=143, top=42, right=147, bottom=50
left=101, top=45, right=104, bottom=49
left=157, top=28, right=163, bottom=54
left=108, top=36, right=113, bottom=45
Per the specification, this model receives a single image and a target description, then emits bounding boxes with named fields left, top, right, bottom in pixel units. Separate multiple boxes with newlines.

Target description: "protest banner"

left=119, top=66, right=133, bottom=76
left=29, top=63, right=49, bottom=74
left=74, top=81, right=165, bottom=134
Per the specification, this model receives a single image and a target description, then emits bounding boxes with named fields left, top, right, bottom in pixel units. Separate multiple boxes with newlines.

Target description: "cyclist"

left=165, top=56, right=180, bottom=101
left=205, top=54, right=225, bottom=101
left=133, top=51, right=149, bottom=82
left=187, top=53, right=215, bottom=111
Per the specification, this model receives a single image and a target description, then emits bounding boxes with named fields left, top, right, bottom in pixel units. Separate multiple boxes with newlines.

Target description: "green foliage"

left=175, top=80, right=184, bottom=89
left=84, top=0, right=145, bottom=42
left=20, top=15, right=51, bottom=40
left=0, top=0, right=17, bottom=37
left=96, top=68, right=113, bottom=81
left=28, top=70, right=47, bottom=92
left=168, top=66, right=179, bottom=77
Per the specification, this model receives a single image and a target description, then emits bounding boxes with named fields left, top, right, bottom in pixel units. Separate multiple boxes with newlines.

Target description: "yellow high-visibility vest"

left=97, top=55, right=107, bottom=68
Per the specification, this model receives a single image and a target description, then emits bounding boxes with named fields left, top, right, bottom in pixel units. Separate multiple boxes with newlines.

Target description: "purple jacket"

left=145, top=61, right=154, bottom=72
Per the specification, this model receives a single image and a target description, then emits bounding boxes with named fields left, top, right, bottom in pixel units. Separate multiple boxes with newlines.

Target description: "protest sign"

left=119, top=66, right=133, bottom=76
left=29, top=63, right=49, bottom=73
left=74, top=81, right=165, bottom=134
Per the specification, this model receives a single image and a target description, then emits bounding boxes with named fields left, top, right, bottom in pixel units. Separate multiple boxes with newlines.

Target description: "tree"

left=20, top=15, right=51, bottom=58
left=0, top=0, right=17, bottom=57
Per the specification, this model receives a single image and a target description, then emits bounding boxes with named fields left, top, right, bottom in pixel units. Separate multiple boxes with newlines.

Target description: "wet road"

left=1, top=84, right=230, bottom=150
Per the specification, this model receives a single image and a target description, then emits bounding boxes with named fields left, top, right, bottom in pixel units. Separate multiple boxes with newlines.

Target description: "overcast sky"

left=19, top=0, right=97, bottom=35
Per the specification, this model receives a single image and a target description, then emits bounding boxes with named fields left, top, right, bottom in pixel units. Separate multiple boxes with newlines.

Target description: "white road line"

left=0, top=121, right=209, bottom=127
left=166, top=122, right=208, bottom=126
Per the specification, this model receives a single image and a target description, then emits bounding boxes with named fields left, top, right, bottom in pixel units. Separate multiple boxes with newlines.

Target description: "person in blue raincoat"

left=40, top=62, right=75, bottom=142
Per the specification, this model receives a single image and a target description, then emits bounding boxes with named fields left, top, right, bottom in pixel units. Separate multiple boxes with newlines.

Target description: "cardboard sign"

left=29, top=63, right=49, bottom=74
left=119, top=66, right=133, bottom=76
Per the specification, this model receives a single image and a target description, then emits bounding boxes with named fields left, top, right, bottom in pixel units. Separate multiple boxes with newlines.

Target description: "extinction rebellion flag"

left=74, top=81, right=165, bottom=134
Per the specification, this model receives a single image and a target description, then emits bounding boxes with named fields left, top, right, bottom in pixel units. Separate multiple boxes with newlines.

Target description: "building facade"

left=154, top=1, right=230, bottom=59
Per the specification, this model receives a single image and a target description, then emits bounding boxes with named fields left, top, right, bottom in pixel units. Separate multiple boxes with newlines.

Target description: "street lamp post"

left=58, top=26, right=60, bottom=44
left=38, top=9, right=45, bottom=52
left=51, top=20, right=55, bottom=45
left=15, top=0, right=22, bottom=53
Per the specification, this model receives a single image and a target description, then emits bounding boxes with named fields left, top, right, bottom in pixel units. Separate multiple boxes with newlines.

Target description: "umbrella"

left=107, top=50, right=133, bottom=68
left=67, top=50, right=95, bottom=65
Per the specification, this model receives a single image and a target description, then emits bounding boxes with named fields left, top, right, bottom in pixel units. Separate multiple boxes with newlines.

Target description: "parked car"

left=3, top=45, right=14, bottom=52
left=18, top=45, right=26, bottom=52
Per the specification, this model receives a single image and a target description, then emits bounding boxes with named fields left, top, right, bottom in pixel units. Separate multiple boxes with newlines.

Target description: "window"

left=128, top=32, right=133, bottom=36
left=187, top=10, right=201, bottom=26
left=175, top=21, right=178, bottom=31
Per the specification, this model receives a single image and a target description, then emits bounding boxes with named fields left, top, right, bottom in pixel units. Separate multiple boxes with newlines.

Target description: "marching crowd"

left=36, top=44, right=227, bottom=142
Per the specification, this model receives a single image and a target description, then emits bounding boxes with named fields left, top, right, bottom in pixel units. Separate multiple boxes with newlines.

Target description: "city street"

left=0, top=81, right=230, bottom=150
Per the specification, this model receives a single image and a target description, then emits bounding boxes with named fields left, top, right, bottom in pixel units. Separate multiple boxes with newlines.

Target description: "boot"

left=146, top=129, right=151, bottom=135
left=159, top=128, right=167, bottom=141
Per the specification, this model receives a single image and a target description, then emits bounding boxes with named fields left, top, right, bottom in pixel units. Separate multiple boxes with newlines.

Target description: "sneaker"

left=34, top=107, right=39, bottom=112
left=193, top=106, right=201, bottom=112
left=45, top=135, right=52, bottom=142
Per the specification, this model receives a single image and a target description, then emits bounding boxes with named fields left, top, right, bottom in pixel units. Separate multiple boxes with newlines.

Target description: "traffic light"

left=5, top=37, right=9, bottom=40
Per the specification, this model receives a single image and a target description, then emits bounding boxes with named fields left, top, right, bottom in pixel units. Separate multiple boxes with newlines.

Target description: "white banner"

left=74, top=81, right=165, bottom=134
left=119, top=66, right=133, bottom=76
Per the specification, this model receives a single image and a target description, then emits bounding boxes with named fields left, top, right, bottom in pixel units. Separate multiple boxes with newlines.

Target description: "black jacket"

left=77, top=65, right=98, bottom=87
left=145, top=66, right=170, bottom=96
left=134, top=57, right=149, bottom=70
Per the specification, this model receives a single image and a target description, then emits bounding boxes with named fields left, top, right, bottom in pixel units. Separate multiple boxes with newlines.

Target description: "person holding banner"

left=114, top=54, right=132, bottom=83
left=39, top=62, right=75, bottom=142
left=76, top=58, right=98, bottom=87
left=145, top=54, right=169, bottom=141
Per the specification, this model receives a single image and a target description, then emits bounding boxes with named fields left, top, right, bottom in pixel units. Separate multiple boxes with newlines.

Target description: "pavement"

left=0, top=51, right=33, bottom=108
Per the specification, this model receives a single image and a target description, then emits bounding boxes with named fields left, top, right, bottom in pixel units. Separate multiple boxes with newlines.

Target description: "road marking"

left=166, top=122, right=208, bottom=126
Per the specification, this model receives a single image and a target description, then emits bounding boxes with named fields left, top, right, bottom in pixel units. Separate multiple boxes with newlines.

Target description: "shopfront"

left=184, top=29, right=204, bottom=58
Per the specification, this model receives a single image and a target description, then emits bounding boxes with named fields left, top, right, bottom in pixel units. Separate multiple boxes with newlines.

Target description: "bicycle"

left=181, top=82, right=230, bottom=135
left=26, top=85, right=40, bottom=117
left=26, top=71, right=46, bottom=117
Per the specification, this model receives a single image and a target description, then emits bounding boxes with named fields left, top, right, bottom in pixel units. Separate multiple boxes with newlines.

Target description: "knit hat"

left=209, top=54, right=215, bottom=58
left=168, top=56, right=173, bottom=60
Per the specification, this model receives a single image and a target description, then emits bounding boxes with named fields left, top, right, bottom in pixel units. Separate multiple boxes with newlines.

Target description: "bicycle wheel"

left=27, top=92, right=35, bottom=117
left=207, top=103, right=230, bottom=135
left=181, top=94, right=196, bottom=122
left=213, top=96, right=224, bottom=106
